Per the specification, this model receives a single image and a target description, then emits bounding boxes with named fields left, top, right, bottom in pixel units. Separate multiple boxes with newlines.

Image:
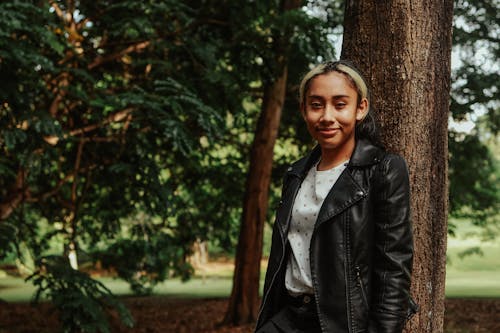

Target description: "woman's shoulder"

left=379, top=151, right=409, bottom=172
left=375, top=151, right=410, bottom=190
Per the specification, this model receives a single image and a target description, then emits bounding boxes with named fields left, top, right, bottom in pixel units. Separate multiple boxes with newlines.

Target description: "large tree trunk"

left=341, top=1, right=453, bottom=332
left=224, top=1, right=303, bottom=325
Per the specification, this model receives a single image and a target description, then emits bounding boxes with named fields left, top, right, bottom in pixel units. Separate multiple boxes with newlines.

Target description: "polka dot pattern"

left=285, top=160, right=348, bottom=295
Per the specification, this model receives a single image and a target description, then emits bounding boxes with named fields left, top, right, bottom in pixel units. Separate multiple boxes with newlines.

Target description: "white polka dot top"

left=285, top=160, right=349, bottom=296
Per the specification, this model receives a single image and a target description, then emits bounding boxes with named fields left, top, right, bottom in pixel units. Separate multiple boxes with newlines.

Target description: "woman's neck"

left=318, top=142, right=355, bottom=171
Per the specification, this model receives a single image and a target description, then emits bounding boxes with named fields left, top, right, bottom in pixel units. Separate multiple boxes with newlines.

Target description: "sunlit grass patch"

left=446, top=219, right=500, bottom=298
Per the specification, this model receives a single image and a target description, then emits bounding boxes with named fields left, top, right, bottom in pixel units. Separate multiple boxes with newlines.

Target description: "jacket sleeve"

left=369, top=154, right=413, bottom=333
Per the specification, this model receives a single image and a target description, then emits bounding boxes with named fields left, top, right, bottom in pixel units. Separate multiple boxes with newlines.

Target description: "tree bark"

left=223, top=68, right=288, bottom=325
left=341, top=1, right=453, bottom=332
left=224, top=0, right=302, bottom=324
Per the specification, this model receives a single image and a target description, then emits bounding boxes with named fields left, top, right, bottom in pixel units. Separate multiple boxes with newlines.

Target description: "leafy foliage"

left=27, top=256, right=134, bottom=333
left=449, top=0, right=499, bottom=230
left=96, top=221, right=194, bottom=295
left=0, top=221, right=17, bottom=261
left=0, top=0, right=336, bottom=331
left=0, top=0, right=237, bottom=330
left=449, top=132, right=498, bottom=217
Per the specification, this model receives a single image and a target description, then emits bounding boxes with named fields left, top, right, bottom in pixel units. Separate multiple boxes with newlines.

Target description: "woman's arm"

left=369, top=154, right=413, bottom=333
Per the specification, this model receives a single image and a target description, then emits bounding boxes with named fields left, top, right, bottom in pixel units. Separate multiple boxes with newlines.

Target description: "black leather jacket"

left=256, top=139, right=415, bottom=333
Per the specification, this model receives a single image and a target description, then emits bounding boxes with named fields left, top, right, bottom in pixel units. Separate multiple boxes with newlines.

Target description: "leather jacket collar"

left=287, top=139, right=385, bottom=180
left=279, top=139, right=385, bottom=234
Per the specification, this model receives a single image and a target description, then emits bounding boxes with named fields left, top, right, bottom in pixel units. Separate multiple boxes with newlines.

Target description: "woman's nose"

left=320, top=104, right=335, bottom=122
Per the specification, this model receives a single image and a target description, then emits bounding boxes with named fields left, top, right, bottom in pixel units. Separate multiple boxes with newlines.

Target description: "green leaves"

left=96, top=230, right=194, bottom=295
left=0, top=222, right=18, bottom=261
left=3, top=129, right=27, bottom=150
left=151, top=78, right=223, bottom=153
left=27, top=256, right=134, bottom=333
left=449, top=0, right=499, bottom=227
left=1, top=1, right=232, bottom=331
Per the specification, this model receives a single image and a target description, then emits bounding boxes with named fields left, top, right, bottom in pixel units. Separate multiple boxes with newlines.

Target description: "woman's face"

left=302, top=71, right=368, bottom=155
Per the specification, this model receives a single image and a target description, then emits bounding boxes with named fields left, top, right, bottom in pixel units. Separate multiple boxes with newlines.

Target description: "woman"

left=255, top=60, right=416, bottom=333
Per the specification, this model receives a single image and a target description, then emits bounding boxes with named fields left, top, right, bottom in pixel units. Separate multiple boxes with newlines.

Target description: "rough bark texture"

left=224, top=0, right=303, bottom=325
left=341, top=1, right=453, bottom=332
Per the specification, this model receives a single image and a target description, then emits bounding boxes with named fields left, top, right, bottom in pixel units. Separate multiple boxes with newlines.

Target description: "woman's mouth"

left=317, top=127, right=340, bottom=137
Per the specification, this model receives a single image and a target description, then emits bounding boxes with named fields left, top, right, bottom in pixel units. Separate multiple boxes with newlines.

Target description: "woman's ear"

left=356, top=98, right=369, bottom=121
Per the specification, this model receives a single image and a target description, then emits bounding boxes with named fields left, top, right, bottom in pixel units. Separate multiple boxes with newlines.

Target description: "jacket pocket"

left=355, top=265, right=369, bottom=309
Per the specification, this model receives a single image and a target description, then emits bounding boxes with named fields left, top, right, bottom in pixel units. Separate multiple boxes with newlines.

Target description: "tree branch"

left=27, top=161, right=105, bottom=205
left=49, top=1, right=65, bottom=23
left=0, top=169, right=28, bottom=220
left=49, top=72, right=70, bottom=117
left=70, top=108, right=133, bottom=136
left=43, top=108, right=133, bottom=145
left=71, top=139, right=84, bottom=205
left=88, top=41, right=151, bottom=70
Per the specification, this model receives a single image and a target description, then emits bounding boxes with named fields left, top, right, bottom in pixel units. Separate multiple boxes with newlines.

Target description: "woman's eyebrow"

left=308, top=94, right=350, bottom=99
left=331, top=94, right=350, bottom=99
left=307, top=94, right=324, bottom=99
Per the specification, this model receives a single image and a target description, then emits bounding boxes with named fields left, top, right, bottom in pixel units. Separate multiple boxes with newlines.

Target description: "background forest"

left=0, top=0, right=498, bottom=332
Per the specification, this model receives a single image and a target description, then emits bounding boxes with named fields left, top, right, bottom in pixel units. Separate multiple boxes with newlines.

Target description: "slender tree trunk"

left=224, top=66, right=289, bottom=325
left=341, top=1, right=453, bottom=332
left=224, top=1, right=303, bottom=325
left=63, top=212, right=79, bottom=270
left=0, top=169, right=28, bottom=221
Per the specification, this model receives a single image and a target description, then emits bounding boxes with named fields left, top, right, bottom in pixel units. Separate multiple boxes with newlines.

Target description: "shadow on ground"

left=0, top=297, right=498, bottom=333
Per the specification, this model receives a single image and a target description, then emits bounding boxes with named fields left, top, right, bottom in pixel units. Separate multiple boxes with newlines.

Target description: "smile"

left=317, top=127, right=340, bottom=133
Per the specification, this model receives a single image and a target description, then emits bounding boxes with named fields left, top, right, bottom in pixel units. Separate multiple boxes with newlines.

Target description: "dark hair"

left=299, top=59, right=381, bottom=146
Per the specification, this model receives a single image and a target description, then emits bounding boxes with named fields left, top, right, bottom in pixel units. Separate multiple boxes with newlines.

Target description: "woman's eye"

left=310, top=102, right=323, bottom=109
left=336, top=102, right=346, bottom=108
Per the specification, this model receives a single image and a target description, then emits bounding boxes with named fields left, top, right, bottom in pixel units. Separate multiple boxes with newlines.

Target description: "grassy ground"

left=1, top=226, right=499, bottom=333
left=445, top=222, right=500, bottom=298
left=1, top=234, right=499, bottom=302
left=2, top=218, right=499, bottom=302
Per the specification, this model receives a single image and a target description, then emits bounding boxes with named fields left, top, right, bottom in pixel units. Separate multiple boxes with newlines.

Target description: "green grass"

left=445, top=270, right=500, bottom=297
left=445, top=228, right=500, bottom=297
left=2, top=221, right=499, bottom=302
left=0, top=276, right=36, bottom=302
left=0, top=276, right=234, bottom=303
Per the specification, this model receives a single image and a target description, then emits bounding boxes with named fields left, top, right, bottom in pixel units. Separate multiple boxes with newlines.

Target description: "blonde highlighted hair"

left=299, top=60, right=369, bottom=109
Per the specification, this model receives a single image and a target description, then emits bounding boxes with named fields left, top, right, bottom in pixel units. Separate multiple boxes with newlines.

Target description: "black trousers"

left=256, top=295, right=322, bottom=333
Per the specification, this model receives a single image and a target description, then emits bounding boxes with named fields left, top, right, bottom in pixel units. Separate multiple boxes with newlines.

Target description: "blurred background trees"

left=448, top=0, right=499, bottom=237
left=0, top=0, right=497, bottom=332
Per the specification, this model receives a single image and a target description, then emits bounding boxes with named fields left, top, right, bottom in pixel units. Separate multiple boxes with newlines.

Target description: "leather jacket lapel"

left=277, top=175, right=302, bottom=236
left=276, top=139, right=379, bottom=234
left=315, top=169, right=367, bottom=228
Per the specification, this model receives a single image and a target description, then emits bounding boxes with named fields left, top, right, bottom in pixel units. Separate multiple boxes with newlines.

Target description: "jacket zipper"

left=355, top=265, right=369, bottom=308
left=309, top=228, right=326, bottom=333
left=256, top=231, right=287, bottom=323
left=256, top=175, right=301, bottom=324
